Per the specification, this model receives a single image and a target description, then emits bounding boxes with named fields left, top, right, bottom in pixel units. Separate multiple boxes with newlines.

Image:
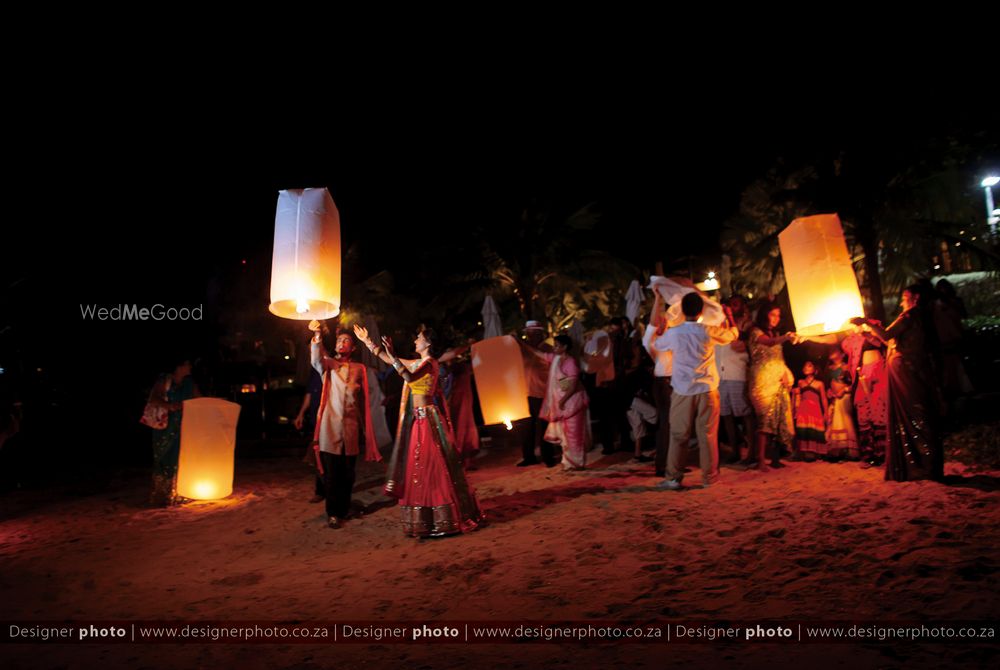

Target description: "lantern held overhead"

left=648, top=276, right=725, bottom=326
left=778, top=213, right=864, bottom=337
left=269, top=188, right=342, bottom=320
left=176, top=398, right=241, bottom=500
left=471, top=335, right=531, bottom=430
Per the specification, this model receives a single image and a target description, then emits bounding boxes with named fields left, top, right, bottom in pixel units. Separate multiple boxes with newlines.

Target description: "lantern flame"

left=818, top=295, right=862, bottom=333
left=192, top=481, right=218, bottom=499
left=504, top=419, right=513, bottom=430
left=295, top=299, right=310, bottom=314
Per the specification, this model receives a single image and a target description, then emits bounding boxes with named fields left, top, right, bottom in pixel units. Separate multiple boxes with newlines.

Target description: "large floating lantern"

left=471, top=335, right=531, bottom=430
left=778, top=213, right=865, bottom=337
left=268, top=187, right=342, bottom=320
left=176, top=398, right=241, bottom=500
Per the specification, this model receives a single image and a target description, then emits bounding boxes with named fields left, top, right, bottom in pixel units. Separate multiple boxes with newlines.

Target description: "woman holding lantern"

left=858, top=286, right=943, bottom=482
left=747, top=304, right=796, bottom=471
left=520, top=334, right=591, bottom=471
left=354, top=324, right=483, bottom=537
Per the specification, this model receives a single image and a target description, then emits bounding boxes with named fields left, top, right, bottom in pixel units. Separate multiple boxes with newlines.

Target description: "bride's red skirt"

left=397, top=408, right=483, bottom=537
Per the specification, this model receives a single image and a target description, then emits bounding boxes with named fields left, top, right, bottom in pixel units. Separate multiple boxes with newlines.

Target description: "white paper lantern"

left=268, top=188, right=341, bottom=320
left=470, top=335, right=531, bottom=429
left=176, top=398, right=241, bottom=500
left=778, top=213, right=865, bottom=337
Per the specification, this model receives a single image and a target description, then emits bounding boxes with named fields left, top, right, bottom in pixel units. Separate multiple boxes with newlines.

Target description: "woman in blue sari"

left=149, top=358, right=199, bottom=506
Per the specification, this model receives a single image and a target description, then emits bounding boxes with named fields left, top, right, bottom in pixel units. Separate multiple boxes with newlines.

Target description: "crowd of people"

left=143, top=278, right=972, bottom=540
left=553, top=278, right=968, bottom=485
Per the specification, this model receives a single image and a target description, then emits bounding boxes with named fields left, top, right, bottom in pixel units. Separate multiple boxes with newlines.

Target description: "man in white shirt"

left=655, top=293, right=738, bottom=489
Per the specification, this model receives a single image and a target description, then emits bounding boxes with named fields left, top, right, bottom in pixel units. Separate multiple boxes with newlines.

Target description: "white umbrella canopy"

left=481, top=295, right=503, bottom=339
left=625, top=280, right=644, bottom=325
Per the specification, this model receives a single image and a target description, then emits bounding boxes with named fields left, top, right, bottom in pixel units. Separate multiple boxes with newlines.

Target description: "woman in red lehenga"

left=355, top=324, right=483, bottom=537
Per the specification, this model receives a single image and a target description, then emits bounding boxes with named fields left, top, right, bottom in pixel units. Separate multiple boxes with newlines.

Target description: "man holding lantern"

left=309, top=321, right=382, bottom=529
left=655, top=293, right=740, bottom=490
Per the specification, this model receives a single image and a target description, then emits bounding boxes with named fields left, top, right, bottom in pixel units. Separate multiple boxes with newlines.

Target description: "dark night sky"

left=3, top=28, right=994, bottom=324
left=6, top=101, right=997, bottom=339
left=7, top=97, right=996, bottom=309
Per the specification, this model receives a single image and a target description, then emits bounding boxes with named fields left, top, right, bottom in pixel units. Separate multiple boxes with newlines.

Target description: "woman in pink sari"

left=525, top=335, right=590, bottom=470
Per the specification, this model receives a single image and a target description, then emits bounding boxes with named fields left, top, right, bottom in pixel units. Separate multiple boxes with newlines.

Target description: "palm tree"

left=477, top=200, right=638, bottom=333
left=816, top=129, right=999, bottom=320
left=721, top=164, right=820, bottom=300
left=724, top=131, right=1000, bottom=322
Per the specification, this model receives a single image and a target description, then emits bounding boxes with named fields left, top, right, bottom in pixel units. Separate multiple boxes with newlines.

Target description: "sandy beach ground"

left=2, top=440, right=997, bottom=669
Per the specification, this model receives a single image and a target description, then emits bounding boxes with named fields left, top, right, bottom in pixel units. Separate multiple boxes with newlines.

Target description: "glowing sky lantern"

left=778, top=213, right=865, bottom=337
left=176, top=398, right=241, bottom=500
left=268, top=188, right=341, bottom=320
left=471, top=335, right=531, bottom=430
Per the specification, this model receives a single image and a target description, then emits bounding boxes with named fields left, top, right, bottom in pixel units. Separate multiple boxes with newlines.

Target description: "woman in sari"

left=524, top=335, right=590, bottom=470
left=842, top=329, right=889, bottom=468
left=354, top=324, right=483, bottom=537
left=747, top=304, right=796, bottom=471
left=439, top=342, right=480, bottom=470
left=861, top=286, right=944, bottom=482
left=148, top=357, right=200, bottom=506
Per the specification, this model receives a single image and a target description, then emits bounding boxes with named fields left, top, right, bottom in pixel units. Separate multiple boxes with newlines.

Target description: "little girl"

left=792, top=361, right=827, bottom=461
left=826, top=351, right=859, bottom=460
